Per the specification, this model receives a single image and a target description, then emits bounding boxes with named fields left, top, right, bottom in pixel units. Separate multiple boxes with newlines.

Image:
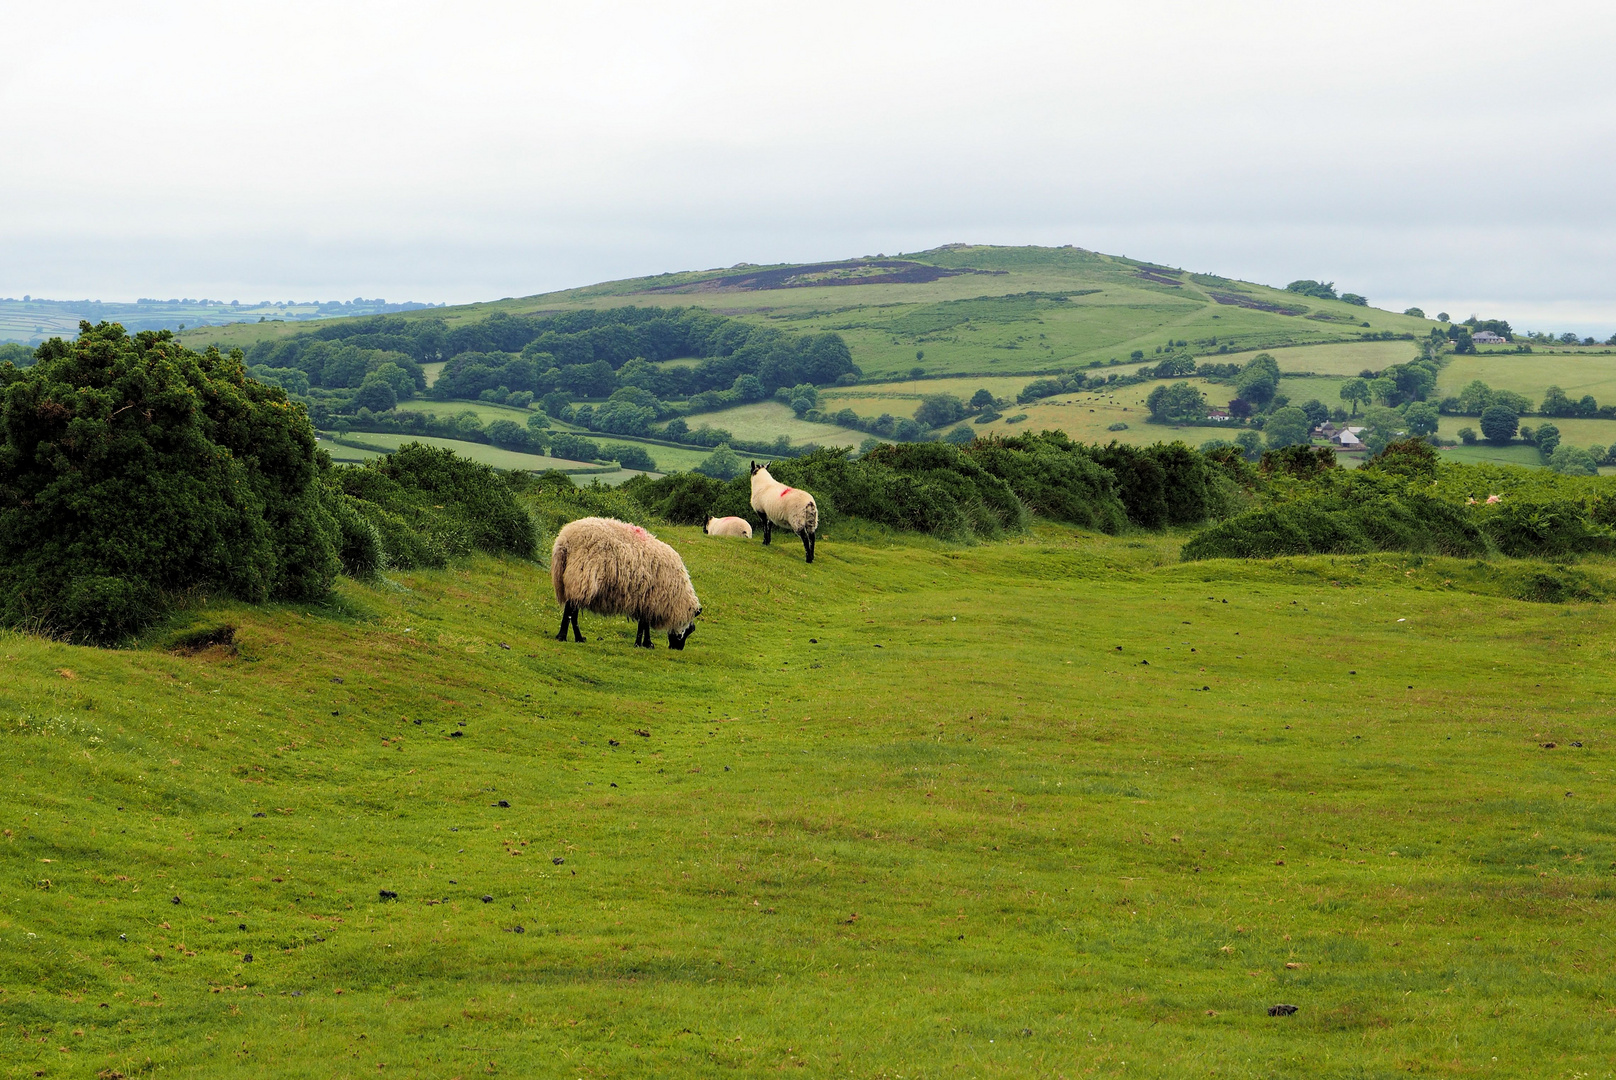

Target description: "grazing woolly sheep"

left=749, top=462, right=819, bottom=563
left=551, top=517, right=702, bottom=649
left=703, top=516, right=753, bottom=539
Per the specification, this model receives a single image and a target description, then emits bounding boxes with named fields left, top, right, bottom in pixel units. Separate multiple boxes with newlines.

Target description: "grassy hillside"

left=180, top=246, right=1433, bottom=383
left=4, top=527, right=1615, bottom=1076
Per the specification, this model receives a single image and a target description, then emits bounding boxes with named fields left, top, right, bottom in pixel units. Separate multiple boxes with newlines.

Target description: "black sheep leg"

left=556, top=603, right=573, bottom=641
left=760, top=518, right=773, bottom=545
left=636, top=618, right=654, bottom=648
left=801, top=529, right=815, bottom=563
left=570, top=605, right=586, bottom=643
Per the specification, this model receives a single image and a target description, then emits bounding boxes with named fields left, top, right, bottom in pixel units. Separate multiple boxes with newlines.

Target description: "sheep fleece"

left=551, top=517, right=701, bottom=631
left=749, top=466, right=819, bottom=534
left=704, top=516, right=753, bottom=538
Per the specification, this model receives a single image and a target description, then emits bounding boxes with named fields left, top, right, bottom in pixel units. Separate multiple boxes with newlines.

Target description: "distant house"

left=1316, top=421, right=1341, bottom=438
left=1334, top=427, right=1366, bottom=449
left=1472, top=330, right=1506, bottom=344
left=1205, top=408, right=1231, bottom=422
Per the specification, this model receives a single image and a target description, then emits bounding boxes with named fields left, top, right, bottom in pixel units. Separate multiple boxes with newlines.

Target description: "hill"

left=5, top=524, right=1616, bottom=1076
left=183, top=245, right=1433, bottom=376
left=168, top=245, right=1616, bottom=477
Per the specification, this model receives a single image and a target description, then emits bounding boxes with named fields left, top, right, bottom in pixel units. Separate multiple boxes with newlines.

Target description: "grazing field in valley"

left=317, top=432, right=605, bottom=475
left=4, top=525, right=1615, bottom=1078
left=661, top=401, right=869, bottom=449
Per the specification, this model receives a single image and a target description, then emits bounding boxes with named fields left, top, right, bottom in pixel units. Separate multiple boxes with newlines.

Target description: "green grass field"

left=5, top=525, right=1616, bottom=1077
left=667, top=401, right=869, bottom=449
left=319, top=432, right=604, bottom=474
left=179, top=247, right=1437, bottom=385
left=1439, top=353, right=1616, bottom=407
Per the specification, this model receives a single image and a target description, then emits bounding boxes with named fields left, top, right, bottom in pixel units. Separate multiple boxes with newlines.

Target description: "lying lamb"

left=704, top=516, right=753, bottom=539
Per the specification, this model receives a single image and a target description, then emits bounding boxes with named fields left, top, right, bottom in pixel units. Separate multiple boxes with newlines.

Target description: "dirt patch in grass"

left=1210, top=292, right=1309, bottom=316
left=642, top=260, right=1006, bottom=293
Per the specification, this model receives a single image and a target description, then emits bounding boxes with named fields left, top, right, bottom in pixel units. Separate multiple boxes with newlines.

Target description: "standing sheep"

left=748, top=462, right=819, bottom=563
left=550, top=517, right=702, bottom=649
left=704, top=516, right=753, bottom=539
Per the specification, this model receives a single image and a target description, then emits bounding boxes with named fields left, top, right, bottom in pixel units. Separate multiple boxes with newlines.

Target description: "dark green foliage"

left=694, top=444, right=743, bottom=480
left=1481, top=500, right=1612, bottom=558
left=522, top=470, right=649, bottom=542
left=333, top=443, right=536, bottom=565
left=1144, top=381, right=1207, bottom=424
left=0, top=322, right=340, bottom=643
left=1261, top=444, right=1340, bottom=480
left=1285, top=280, right=1338, bottom=300
left=1182, top=486, right=1487, bottom=561
left=550, top=433, right=602, bottom=462
left=621, top=472, right=750, bottom=526
left=914, top=394, right=967, bottom=428
left=1085, top=442, right=1221, bottom=529
left=328, top=493, right=385, bottom=578
left=963, top=431, right=1128, bottom=533
left=605, top=443, right=658, bottom=471
left=1480, top=405, right=1519, bottom=445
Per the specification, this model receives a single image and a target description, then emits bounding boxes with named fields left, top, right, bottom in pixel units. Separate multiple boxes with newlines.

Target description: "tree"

left=1361, top=406, right=1405, bottom=455
left=484, top=419, right=530, bottom=449
left=1540, top=386, right=1575, bottom=416
left=1548, top=444, right=1598, bottom=475
left=969, top=388, right=996, bottom=410
left=662, top=416, right=689, bottom=439
left=1404, top=402, right=1440, bottom=437
left=590, top=399, right=655, bottom=437
left=914, top=393, right=967, bottom=428
left=604, top=443, right=657, bottom=471
left=1480, top=404, right=1519, bottom=445
left=1534, top=422, right=1561, bottom=458
left=1340, top=293, right=1368, bottom=306
left=1263, top=406, right=1312, bottom=449
left=1299, top=399, right=1329, bottom=429
left=354, top=376, right=398, bottom=412
left=1368, top=377, right=1397, bottom=405
left=694, top=443, right=742, bottom=480
left=549, top=433, right=601, bottom=461
left=1145, top=382, right=1208, bottom=424
left=1227, top=397, right=1254, bottom=420
left=1339, top=378, right=1371, bottom=416
left=1457, top=426, right=1478, bottom=445
left=1285, top=280, right=1338, bottom=300
left=1404, top=307, right=1426, bottom=318
left=1234, top=430, right=1263, bottom=460
left=942, top=425, right=976, bottom=445
left=1436, top=312, right=1449, bottom=322
left=1235, top=353, right=1280, bottom=407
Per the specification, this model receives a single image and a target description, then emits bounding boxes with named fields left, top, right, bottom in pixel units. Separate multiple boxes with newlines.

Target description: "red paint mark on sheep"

left=779, top=488, right=793, bottom=496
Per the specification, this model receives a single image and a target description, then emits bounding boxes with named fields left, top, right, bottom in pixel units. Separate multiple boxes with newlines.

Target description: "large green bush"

left=962, top=431, right=1128, bottom=532
left=333, top=443, right=536, bottom=564
left=0, top=322, right=340, bottom=642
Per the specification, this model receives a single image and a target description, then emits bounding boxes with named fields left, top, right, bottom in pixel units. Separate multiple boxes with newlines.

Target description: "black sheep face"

left=667, top=617, right=698, bottom=650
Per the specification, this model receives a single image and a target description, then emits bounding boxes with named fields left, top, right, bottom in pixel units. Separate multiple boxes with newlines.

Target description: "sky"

left=2, top=0, right=1613, bottom=334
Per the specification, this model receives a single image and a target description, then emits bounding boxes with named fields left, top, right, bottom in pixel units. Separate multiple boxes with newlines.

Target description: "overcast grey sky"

left=2, top=0, right=1613, bottom=332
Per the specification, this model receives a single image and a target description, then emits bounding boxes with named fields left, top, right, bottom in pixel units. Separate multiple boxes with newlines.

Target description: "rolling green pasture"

left=1439, top=353, right=1616, bottom=407
left=4, top=528, right=1616, bottom=1076
left=318, top=432, right=602, bottom=474
left=666, top=401, right=868, bottom=448
left=180, top=247, right=1438, bottom=384
left=1217, top=341, right=1420, bottom=376
left=393, top=400, right=537, bottom=427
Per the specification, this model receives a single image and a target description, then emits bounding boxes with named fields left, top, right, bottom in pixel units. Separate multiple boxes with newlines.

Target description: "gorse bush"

left=1183, top=439, right=1616, bottom=562
left=620, top=436, right=1240, bottom=541
left=0, top=322, right=342, bottom=643
left=333, top=443, right=536, bottom=566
